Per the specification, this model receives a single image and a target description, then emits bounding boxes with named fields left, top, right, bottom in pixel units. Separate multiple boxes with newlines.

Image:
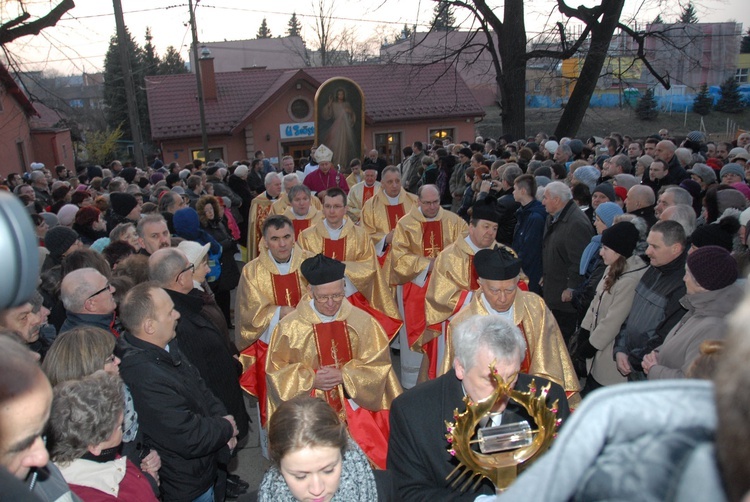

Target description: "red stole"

left=271, top=272, right=302, bottom=306
left=313, top=321, right=352, bottom=413
left=363, top=185, right=375, bottom=204
left=468, top=255, right=480, bottom=290
left=421, top=221, right=444, bottom=258
left=323, top=237, right=346, bottom=261
left=385, top=204, right=405, bottom=230
left=292, top=218, right=311, bottom=239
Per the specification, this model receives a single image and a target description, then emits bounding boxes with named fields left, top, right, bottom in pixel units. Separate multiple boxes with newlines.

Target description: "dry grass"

left=477, top=105, right=750, bottom=142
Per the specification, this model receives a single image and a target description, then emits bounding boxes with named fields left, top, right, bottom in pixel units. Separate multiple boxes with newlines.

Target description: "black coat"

left=387, top=369, right=570, bottom=502
left=118, top=332, right=234, bottom=502
left=166, top=289, right=249, bottom=440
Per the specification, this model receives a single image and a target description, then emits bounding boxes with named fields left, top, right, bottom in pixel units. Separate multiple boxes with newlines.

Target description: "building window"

left=289, top=97, right=312, bottom=121
left=429, top=128, right=455, bottom=144
left=736, top=68, right=749, bottom=84
left=191, top=147, right=225, bottom=162
left=375, top=132, right=401, bottom=165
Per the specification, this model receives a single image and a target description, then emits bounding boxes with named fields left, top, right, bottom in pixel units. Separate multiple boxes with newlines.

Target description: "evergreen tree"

left=692, top=83, right=712, bottom=116
left=741, top=28, right=750, bottom=54
left=652, top=14, right=664, bottom=24
left=431, top=1, right=456, bottom=31
left=103, top=28, right=150, bottom=142
left=160, top=46, right=188, bottom=74
left=635, top=88, right=659, bottom=121
left=287, top=12, right=302, bottom=38
left=401, top=23, right=413, bottom=40
left=142, top=27, right=160, bottom=76
left=257, top=18, right=272, bottom=39
left=678, top=2, right=698, bottom=24
left=715, top=77, right=744, bottom=113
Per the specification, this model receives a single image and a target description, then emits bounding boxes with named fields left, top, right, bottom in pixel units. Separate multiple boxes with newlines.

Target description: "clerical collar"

left=385, top=193, right=400, bottom=205
left=266, top=192, right=278, bottom=201
left=464, top=235, right=484, bottom=253
left=324, top=218, right=345, bottom=232
left=481, top=293, right=514, bottom=321
left=292, top=209, right=308, bottom=219
left=310, top=299, right=340, bottom=322
left=269, top=249, right=293, bottom=274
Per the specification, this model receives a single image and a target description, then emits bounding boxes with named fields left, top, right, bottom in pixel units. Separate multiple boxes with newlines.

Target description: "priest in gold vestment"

left=297, top=187, right=402, bottom=341
left=439, top=247, right=581, bottom=406
left=246, top=172, right=282, bottom=260
left=237, top=215, right=313, bottom=433
left=279, top=184, right=323, bottom=240
left=347, top=167, right=380, bottom=223
left=389, top=184, right=468, bottom=388
left=265, top=254, right=402, bottom=469
left=421, top=202, right=501, bottom=381
left=360, top=166, right=417, bottom=268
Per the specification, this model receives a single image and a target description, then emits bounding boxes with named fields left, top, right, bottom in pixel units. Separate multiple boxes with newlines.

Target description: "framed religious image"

left=314, top=77, right=365, bottom=169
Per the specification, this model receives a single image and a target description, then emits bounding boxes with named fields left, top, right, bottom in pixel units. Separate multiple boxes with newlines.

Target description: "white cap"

left=177, top=240, right=210, bottom=267
left=30, top=162, right=45, bottom=170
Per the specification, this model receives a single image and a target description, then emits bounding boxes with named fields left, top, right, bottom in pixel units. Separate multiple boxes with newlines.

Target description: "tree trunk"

left=496, top=0, right=527, bottom=140
left=554, top=0, right=625, bottom=138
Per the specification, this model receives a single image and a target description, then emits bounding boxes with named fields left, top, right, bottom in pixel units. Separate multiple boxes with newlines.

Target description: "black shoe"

left=225, top=479, right=247, bottom=499
left=227, top=473, right=250, bottom=490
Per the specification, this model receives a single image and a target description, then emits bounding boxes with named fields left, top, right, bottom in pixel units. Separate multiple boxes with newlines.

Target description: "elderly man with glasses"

left=265, top=254, right=402, bottom=470
left=60, top=267, right=119, bottom=337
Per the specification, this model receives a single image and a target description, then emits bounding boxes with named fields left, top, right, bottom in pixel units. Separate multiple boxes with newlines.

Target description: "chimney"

left=199, top=45, right=217, bottom=101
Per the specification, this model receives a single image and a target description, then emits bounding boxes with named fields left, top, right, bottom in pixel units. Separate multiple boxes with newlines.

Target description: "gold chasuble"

left=360, top=188, right=418, bottom=268
left=246, top=192, right=275, bottom=260
left=270, top=192, right=323, bottom=216
left=265, top=299, right=402, bottom=469
left=345, top=172, right=363, bottom=189
left=390, top=206, right=468, bottom=352
left=297, top=219, right=402, bottom=341
left=441, top=290, right=581, bottom=407
left=236, top=245, right=312, bottom=425
left=347, top=181, right=380, bottom=223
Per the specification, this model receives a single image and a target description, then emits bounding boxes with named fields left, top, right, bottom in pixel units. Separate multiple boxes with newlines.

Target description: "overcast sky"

left=3, top=0, right=748, bottom=75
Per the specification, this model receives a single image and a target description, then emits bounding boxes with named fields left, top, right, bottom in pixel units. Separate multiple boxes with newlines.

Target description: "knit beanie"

left=601, top=221, right=639, bottom=258
left=57, top=204, right=79, bottom=227
left=45, top=226, right=79, bottom=258
left=687, top=245, right=738, bottom=291
left=234, top=165, right=249, bottom=177
left=74, top=206, right=101, bottom=227
left=593, top=183, right=616, bottom=202
left=110, top=192, right=138, bottom=217
left=690, top=217, right=740, bottom=252
left=717, top=189, right=747, bottom=215
left=120, top=167, right=137, bottom=184
left=614, top=186, right=628, bottom=203
left=573, top=165, right=599, bottom=192
left=595, top=202, right=623, bottom=228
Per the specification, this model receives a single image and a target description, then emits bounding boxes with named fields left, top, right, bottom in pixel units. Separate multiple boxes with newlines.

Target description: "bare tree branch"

left=0, top=0, right=75, bottom=45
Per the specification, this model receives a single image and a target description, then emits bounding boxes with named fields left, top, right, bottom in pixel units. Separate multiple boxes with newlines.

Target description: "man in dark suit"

left=387, top=313, right=570, bottom=501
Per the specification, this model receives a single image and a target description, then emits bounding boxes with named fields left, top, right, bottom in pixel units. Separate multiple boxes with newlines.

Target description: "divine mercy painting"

left=314, top=77, right=365, bottom=169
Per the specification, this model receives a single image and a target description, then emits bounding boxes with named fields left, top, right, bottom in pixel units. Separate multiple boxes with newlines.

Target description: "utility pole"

left=188, top=0, right=209, bottom=162
left=112, top=0, right=145, bottom=168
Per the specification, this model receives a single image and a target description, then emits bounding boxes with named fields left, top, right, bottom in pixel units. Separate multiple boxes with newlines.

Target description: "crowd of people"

left=2, top=128, right=750, bottom=501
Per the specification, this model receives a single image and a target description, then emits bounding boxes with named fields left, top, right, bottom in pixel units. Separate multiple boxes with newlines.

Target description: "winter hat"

left=166, top=173, right=181, bottom=187
left=614, top=186, right=628, bottom=203
left=573, top=165, right=600, bottom=192
left=687, top=245, right=738, bottom=291
left=89, top=237, right=111, bottom=254
left=595, top=202, right=623, bottom=228
left=613, top=174, right=638, bottom=190
left=686, top=131, right=705, bottom=143
left=177, top=240, right=210, bottom=267
left=729, top=147, right=748, bottom=161
left=150, top=172, right=165, bottom=185
left=87, top=165, right=103, bottom=181
left=601, top=221, right=639, bottom=258
left=717, top=189, right=747, bottom=214
left=109, top=192, right=138, bottom=217
left=41, top=212, right=59, bottom=229
left=45, top=226, right=79, bottom=258
left=30, top=162, right=45, bottom=171
left=535, top=176, right=552, bottom=187
left=179, top=169, right=191, bottom=180
left=690, top=217, right=740, bottom=252
left=57, top=204, right=80, bottom=227
left=74, top=206, right=101, bottom=227
left=687, top=164, right=717, bottom=184
left=234, top=165, right=249, bottom=177
left=593, top=183, right=616, bottom=202
left=720, top=163, right=745, bottom=181
left=120, top=167, right=137, bottom=184
left=544, top=140, right=559, bottom=156
left=568, top=139, right=584, bottom=155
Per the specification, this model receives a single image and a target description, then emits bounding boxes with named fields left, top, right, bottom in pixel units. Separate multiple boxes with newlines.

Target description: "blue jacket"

left=513, top=199, right=546, bottom=294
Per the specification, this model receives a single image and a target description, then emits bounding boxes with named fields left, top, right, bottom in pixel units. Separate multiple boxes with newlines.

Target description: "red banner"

left=292, top=218, right=311, bottom=239
left=323, top=238, right=347, bottom=261
left=421, top=221, right=444, bottom=258
left=385, top=204, right=405, bottom=230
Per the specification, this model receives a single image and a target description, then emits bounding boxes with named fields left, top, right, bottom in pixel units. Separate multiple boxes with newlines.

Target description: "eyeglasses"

left=87, top=282, right=112, bottom=301
left=178, top=263, right=195, bottom=278
left=312, top=293, right=346, bottom=303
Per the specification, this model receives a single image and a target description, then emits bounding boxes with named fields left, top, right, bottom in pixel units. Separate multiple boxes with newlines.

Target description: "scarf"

left=579, top=235, right=602, bottom=275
